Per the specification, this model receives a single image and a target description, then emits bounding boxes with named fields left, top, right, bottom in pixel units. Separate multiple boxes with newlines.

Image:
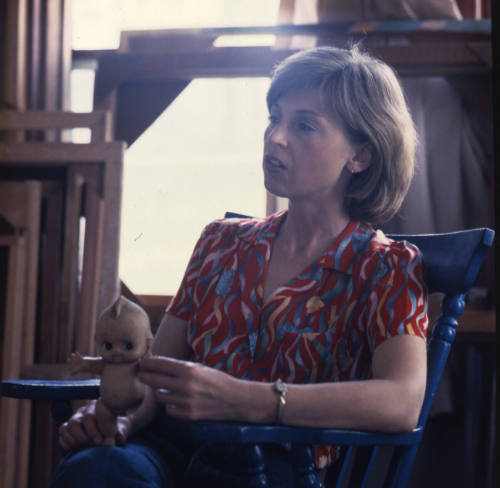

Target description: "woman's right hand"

left=58, top=400, right=131, bottom=450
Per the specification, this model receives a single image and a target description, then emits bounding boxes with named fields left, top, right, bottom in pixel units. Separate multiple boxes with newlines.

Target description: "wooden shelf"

left=73, top=20, right=491, bottom=145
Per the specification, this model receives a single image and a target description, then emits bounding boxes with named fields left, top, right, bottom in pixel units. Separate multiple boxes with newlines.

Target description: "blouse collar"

left=235, top=210, right=374, bottom=275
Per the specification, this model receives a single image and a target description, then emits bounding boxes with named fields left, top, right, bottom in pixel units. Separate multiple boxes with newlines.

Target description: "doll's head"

left=95, top=296, right=153, bottom=363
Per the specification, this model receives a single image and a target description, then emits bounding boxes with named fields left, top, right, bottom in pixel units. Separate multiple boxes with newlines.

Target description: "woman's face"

left=263, top=89, right=357, bottom=207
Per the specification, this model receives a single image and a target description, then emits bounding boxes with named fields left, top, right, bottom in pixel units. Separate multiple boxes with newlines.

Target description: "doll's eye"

left=124, top=341, right=134, bottom=350
left=103, top=342, right=112, bottom=351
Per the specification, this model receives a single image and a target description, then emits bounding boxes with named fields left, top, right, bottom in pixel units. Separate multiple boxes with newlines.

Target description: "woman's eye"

left=268, top=114, right=279, bottom=124
left=124, top=342, right=134, bottom=351
left=297, top=121, right=315, bottom=132
left=103, top=342, right=112, bottom=351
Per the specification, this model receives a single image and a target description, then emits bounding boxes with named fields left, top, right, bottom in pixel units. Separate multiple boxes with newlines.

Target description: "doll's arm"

left=68, top=352, right=105, bottom=375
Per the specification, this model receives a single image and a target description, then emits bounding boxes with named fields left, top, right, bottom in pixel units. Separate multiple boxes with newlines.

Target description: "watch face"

left=276, top=380, right=287, bottom=394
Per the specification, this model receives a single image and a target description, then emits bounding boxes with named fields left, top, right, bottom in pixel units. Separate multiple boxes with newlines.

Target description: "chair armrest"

left=1, top=379, right=423, bottom=447
left=0, top=379, right=100, bottom=401
left=189, top=421, right=423, bottom=447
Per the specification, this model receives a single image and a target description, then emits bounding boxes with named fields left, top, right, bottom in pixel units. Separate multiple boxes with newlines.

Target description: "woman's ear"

left=350, top=142, right=372, bottom=173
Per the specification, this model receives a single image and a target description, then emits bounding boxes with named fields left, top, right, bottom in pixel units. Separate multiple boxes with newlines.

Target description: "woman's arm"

left=281, top=334, right=426, bottom=432
left=138, top=333, right=426, bottom=433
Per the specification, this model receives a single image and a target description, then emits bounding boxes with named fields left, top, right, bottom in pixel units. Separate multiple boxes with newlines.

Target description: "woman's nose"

left=266, top=122, right=288, bottom=147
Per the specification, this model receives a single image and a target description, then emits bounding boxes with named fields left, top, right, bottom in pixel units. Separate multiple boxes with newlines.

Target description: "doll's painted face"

left=95, top=296, right=153, bottom=363
left=96, top=320, right=150, bottom=363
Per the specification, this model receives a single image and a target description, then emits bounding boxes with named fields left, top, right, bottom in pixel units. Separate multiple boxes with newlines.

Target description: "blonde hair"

left=267, top=45, right=416, bottom=224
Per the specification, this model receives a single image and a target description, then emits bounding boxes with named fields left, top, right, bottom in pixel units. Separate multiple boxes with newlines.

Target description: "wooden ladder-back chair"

left=0, top=215, right=494, bottom=488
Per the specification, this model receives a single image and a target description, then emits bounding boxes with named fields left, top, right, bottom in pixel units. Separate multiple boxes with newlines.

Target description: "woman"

left=52, top=45, right=428, bottom=487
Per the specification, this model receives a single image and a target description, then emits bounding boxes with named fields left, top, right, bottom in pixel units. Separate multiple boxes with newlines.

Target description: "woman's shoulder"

left=200, top=211, right=285, bottom=244
left=348, top=225, right=426, bottom=295
left=356, top=224, right=424, bottom=272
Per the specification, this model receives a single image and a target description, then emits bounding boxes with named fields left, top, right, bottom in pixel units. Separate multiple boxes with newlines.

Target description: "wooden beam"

left=94, top=43, right=490, bottom=104
left=0, top=141, right=124, bottom=163
left=0, top=180, right=41, bottom=488
left=0, top=110, right=112, bottom=141
left=0, top=232, right=27, bottom=488
left=26, top=0, right=42, bottom=110
left=86, top=21, right=490, bottom=40
left=58, top=170, right=84, bottom=360
left=75, top=166, right=105, bottom=356
left=1, top=0, right=27, bottom=112
left=44, top=0, right=63, bottom=112
left=115, top=79, right=190, bottom=146
left=86, top=22, right=490, bottom=144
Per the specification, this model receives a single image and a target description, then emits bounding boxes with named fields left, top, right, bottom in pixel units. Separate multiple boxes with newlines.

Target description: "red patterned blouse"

left=166, top=210, right=428, bottom=468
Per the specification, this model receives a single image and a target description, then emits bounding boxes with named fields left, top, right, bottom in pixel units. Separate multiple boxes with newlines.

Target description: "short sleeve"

left=364, top=240, right=428, bottom=351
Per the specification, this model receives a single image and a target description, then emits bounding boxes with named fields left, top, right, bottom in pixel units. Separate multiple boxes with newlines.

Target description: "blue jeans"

left=50, top=413, right=297, bottom=487
left=50, top=440, right=173, bottom=487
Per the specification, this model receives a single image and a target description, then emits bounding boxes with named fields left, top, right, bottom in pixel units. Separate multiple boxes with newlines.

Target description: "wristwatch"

left=273, top=379, right=288, bottom=424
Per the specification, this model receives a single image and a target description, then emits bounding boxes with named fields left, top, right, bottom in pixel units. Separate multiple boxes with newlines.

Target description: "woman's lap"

left=50, top=440, right=173, bottom=487
left=50, top=413, right=300, bottom=487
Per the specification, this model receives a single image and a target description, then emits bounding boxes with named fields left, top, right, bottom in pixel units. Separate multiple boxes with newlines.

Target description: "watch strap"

left=273, top=379, right=288, bottom=424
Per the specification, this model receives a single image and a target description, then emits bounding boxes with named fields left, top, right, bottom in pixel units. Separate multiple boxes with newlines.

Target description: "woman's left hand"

left=137, top=355, right=242, bottom=421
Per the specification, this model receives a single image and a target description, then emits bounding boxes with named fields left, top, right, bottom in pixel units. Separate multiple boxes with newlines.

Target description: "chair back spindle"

left=418, top=293, right=464, bottom=427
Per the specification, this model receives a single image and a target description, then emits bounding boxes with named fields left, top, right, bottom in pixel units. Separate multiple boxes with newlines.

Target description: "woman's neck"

left=279, top=200, right=350, bottom=257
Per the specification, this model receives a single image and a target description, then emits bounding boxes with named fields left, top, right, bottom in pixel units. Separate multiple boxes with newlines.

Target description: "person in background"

left=52, top=45, right=428, bottom=487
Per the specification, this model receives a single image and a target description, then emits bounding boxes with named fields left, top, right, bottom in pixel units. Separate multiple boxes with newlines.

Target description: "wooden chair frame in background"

left=0, top=110, right=124, bottom=488
left=0, top=181, right=41, bottom=488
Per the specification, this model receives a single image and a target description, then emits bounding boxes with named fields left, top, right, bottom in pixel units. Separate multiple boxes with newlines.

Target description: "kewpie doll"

left=68, top=296, right=153, bottom=445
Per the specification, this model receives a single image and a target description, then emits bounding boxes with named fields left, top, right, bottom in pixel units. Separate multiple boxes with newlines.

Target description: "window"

left=70, top=0, right=280, bottom=295
left=72, top=0, right=280, bottom=50
left=120, top=78, right=270, bottom=294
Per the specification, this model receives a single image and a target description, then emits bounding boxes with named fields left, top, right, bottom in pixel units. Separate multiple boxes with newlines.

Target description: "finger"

left=116, top=431, right=127, bottom=446
left=81, top=413, right=103, bottom=444
left=65, top=418, right=92, bottom=445
left=59, top=422, right=91, bottom=450
left=164, top=403, right=191, bottom=419
left=58, top=424, right=77, bottom=450
left=59, top=433, right=73, bottom=451
left=116, top=416, right=131, bottom=446
left=59, top=436, right=70, bottom=451
left=154, top=388, right=188, bottom=407
left=116, top=424, right=129, bottom=446
left=73, top=400, right=96, bottom=420
left=139, top=356, right=194, bottom=376
left=137, top=371, right=184, bottom=390
left=163, top=401, right=203, bottom=421
left=137, top=370, right=169, bottom=387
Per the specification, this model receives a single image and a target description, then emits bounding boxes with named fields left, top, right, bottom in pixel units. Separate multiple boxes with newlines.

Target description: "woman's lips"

left=264, top=155, right=286, bottom=170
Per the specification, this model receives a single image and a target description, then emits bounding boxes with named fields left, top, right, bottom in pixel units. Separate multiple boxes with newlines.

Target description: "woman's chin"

left=263, top=179, right=288, bottom=199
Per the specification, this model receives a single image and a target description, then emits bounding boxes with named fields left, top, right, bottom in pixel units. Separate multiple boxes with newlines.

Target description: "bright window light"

left=213, top=34, right=277, bottom=47
left=119, top=78, right=269, bottom=295
left=69, top=69, right=95, bottom=143
left=72, top=0, right=280, bottom=50
left=71, top=0, right=279, bottom=295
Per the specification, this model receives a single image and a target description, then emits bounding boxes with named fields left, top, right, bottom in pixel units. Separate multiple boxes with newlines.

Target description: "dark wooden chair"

left=1, top=218, right=494, bottom=488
